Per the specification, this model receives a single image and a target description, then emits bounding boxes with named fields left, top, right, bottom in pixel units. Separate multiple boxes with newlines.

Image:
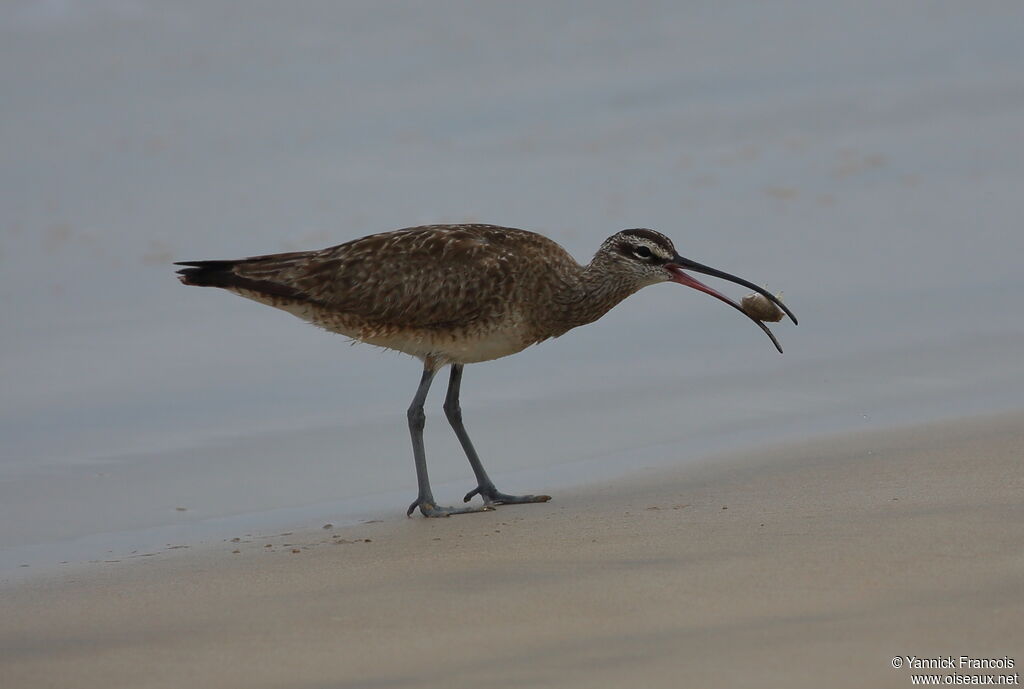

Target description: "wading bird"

left=176, top=224, right=796, bottom=517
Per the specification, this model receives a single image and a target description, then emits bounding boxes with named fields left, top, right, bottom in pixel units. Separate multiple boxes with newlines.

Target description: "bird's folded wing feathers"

left=232, top=227, right=526, bottom=329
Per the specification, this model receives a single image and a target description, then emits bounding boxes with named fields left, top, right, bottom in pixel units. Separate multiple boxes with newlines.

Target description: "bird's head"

left=600, top=228, right=798, bottom=353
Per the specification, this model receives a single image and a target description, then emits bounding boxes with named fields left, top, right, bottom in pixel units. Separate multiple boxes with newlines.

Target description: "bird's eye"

left=631, top=246, right=653, bottom=259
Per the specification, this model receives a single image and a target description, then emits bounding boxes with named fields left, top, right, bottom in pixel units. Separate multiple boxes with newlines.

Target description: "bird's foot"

left=407, top=498, right=494, bottom=518
left=463, top=485, right=552, bottom=507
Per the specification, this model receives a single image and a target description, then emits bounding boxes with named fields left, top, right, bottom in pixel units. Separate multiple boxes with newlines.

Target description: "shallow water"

left=3, top=1, right=1023, bottom=575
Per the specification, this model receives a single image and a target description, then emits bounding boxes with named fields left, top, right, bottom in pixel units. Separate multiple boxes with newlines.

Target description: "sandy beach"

left=3, top=411, right=1021, bottom=689
left=4, top=3, right=1024, bottom=687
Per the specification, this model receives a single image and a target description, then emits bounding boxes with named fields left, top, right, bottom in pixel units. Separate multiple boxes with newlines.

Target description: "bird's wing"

left=227, top=225, right=549, bottom=329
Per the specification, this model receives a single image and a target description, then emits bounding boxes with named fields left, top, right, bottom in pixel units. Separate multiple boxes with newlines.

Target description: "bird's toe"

left=468, top=485, right=552, bottom=506
left=409, top=499, right=494, bottom=518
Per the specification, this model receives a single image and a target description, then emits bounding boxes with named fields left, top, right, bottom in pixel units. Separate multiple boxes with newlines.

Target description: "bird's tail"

left=174, top=254, right=312, bottom=302
left=174, top=260, right=243, bottom=288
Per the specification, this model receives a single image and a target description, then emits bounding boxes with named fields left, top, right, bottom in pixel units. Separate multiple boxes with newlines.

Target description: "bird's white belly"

left=237, top=289, right=536, bottom=364
left=363, top=326, right=534, bottom=364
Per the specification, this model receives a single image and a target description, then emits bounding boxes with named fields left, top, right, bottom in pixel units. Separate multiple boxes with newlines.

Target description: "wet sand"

left=2, top=412, right=1022, bottom=688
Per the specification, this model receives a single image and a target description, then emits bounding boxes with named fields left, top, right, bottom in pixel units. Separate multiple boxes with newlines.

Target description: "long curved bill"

left=667, top=254, right=797, bottom=354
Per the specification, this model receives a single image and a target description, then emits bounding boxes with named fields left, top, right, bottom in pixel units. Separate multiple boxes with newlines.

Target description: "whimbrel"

left=176, top=224, right=796, bottom=517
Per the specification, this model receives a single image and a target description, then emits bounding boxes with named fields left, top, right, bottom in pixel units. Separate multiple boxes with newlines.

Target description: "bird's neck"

left=547, top=257, right=640, bottom=334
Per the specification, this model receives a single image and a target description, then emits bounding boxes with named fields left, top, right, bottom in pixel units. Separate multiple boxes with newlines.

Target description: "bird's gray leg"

left=443, top=364, right=552, bottom=507
left=407, top=362, right=492, bottom=518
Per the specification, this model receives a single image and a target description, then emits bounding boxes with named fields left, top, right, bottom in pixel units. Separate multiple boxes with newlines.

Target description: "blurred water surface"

left=2, top=1, right=1023, bottom=572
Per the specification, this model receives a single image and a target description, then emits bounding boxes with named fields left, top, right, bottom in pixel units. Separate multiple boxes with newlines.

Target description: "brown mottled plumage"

left=176, top=223, right=795, bottom=517
left=179, top=224, right=680, bottom=364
